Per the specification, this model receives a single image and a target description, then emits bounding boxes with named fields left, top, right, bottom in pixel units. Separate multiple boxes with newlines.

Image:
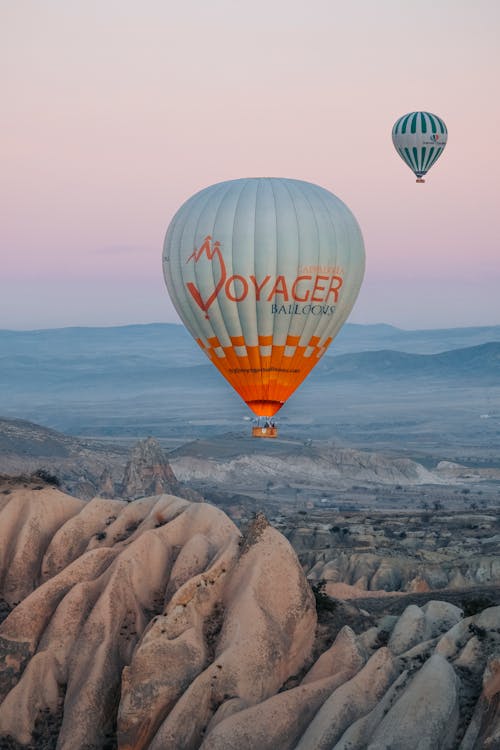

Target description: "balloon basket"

left=416, top=178, right=425, bottom=183
left=252, top=425, right=278, bottom=439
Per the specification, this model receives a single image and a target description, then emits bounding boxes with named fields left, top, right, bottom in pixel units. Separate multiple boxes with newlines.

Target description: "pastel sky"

left=2, top=0, right=499, bottom=330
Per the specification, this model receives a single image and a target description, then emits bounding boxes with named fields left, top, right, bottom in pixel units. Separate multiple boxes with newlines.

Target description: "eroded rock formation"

left=120, top=437, right=182, bottom=500
left=0, top=484, right=499, bottom=749
left=0, top=419, right=196, bottom=502
left=295, top=512, right=500, bottom=595
left=170, top=445, right=440, bottom=489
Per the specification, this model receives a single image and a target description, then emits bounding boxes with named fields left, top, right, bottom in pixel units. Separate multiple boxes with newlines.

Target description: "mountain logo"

left=186, top=236, right=227, bottom=318
left=184, top=236, right=344, bottom=319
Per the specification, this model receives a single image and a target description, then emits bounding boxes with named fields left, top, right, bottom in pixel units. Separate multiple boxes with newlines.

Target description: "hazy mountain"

left=331, top=322, right=500, bottom=355
left=2, top=322, right=499, bottom=372
left=1, top=324, right=499, bottom=398
left=316, top=341, right=500, bottom=382
left=1, top=324, right=498, bottom=448
left=0, top=322, right=201, bottom=364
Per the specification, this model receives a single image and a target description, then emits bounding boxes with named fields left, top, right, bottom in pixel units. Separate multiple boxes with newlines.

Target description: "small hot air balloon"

left=162, top=178, right=365, bottom=437
left=392, top=111, right=448, bottom=182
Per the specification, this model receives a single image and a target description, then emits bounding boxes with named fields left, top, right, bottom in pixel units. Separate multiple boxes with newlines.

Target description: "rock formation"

left=0, top=419, right=196, bottom=502
left=0, top=483, right=499, bottom=749
left=295, top=512, right=500, bottom=595
left=170, top=443, right=440, bottom=489
left=120, top=437, right=182, bottom=500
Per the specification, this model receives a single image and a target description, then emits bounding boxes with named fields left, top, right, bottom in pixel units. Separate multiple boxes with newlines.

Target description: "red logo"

left=185, top=236, right=344, bottom=318
left=186, top=236, right=227, bottom=318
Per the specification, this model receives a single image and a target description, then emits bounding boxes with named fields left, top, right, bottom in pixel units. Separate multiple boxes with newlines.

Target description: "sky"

left=2, top=0, right=499, bottom=331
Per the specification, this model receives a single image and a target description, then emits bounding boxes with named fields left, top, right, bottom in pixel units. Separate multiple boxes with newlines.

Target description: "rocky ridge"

left=0, top=418, right=195, bottom=502
left=288, top=511, right=500, bottom=596
left=0, top=484, right=499, bottom=749
left=170, top=444, right=440, bottom=489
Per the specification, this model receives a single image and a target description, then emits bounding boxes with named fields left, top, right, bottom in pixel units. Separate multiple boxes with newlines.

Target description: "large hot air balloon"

left=392, top=111, right=448, bottom=182
left=162, top=178, right=365, bottom=437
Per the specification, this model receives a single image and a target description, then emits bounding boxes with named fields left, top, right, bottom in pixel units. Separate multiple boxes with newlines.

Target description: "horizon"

left=2, top=319, right=500, bottom=335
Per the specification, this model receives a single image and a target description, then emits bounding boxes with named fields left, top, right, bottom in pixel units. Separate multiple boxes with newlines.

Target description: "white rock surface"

left=368, top=654, right=460, bottom=750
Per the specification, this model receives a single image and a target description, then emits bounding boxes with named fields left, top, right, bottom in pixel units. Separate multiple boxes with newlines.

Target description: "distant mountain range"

left=2, top=321, right=499, bottom=366
left=1, top=324, right=498, bottom=396
left=0, top=323, right=498, bottom=439
left=317, top=341, right=500, bottom=382
left=331, top=323, right=500, bottom=355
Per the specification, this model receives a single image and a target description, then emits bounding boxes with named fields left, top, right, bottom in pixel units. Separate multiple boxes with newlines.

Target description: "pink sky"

left=2, top=0, right=499, bottom=329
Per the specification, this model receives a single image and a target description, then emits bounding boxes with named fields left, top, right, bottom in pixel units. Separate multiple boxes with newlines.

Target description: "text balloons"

left=392, top=111, right=448, bottom=182
left=162, top=178, right=365, bottom=418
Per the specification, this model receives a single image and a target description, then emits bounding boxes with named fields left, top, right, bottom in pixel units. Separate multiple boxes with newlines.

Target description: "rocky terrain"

left=1, top=418, right=499, bottom=607
left=281, top=509, right=500, bottom=596
left=0, top=419, right=441, bottom=496
left=168, top=435, right=500, bottom=513
left=0, top=482, right=500, bottom=749
left=169, top=438, right=439, bottom=487
left=0, top=418, right=196, bottom=502
left=2, top=418, right=499, bottom=515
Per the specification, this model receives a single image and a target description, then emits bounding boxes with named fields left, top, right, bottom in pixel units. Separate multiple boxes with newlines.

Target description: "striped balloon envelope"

left=162, top=178, right=365, bottom=430
left=392, top=111, right=448, bottom=182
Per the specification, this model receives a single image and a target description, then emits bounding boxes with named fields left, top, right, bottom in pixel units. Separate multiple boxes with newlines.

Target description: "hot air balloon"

left=162, top=178, right=365, bottom=437
left=392, top=111, right=448, bottom=182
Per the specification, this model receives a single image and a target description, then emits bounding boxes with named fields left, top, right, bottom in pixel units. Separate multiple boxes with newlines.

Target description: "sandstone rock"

left=1, top=485, right=499, bottom=750
left=408, top=575, right=431, bottom=592
left=200, top=671, right=362, bottom=750
left=449, top=570, right=469, bottom=588
left=0, top=546, right=117, bottom=703
left=435, top=617, right=474, bottom=659
left=98, top=467, right=115, bottom=497
left=332, top=670, right=410, bottom=749
left=0, top=487, right=85, bottom=603
left=458, top=656, right=500, bottom=749
left=368, top=654, right=460, bottom=750
left=0, top=650, right=62, bottom=743
left=0, top=423, right=203, bottom=505
left=0, top=490, right=245, bottom=748
left=302, top=626, right=364, bottom=684
left=41, top=495, right=126, bottom=578
left=422, top=600, right=463, bottom=638
left=356, top=626, right=381, bottom=651
left=369, top=560, right=403, bottom=591
left=475, top=605, right=500, bottom=630
left=171, top=446, right=440, bottom=489
left=295, top=648, right=398, bottom=750
left=399, top=637, right=437, bottom=662
left=143, top=521, right=316, bottom=750
left=117, top=533, right=240, bottom=750
left=454, top=635, right=484, bottom=672
left=121, top=437, right=181, bottom=499
left=197, top=626, right=365, bottom=750
left=435, top=606, right=500, bottom=662
left=388, top=604, right=426, bottom=655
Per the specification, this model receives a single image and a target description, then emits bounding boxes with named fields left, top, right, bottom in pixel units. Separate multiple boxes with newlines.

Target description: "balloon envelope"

left=392, top=111, right=448, bottom=181
left=163, top=178, right=365, bottom=417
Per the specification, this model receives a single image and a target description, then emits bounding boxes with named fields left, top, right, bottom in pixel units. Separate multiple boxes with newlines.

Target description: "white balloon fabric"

left=163, top=177, right=365, bottom=417
left=392, top=111, right=448, bottom=182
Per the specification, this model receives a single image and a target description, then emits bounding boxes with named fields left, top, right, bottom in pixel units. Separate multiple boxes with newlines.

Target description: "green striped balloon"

left=392, top=111, right=448, bottom=182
